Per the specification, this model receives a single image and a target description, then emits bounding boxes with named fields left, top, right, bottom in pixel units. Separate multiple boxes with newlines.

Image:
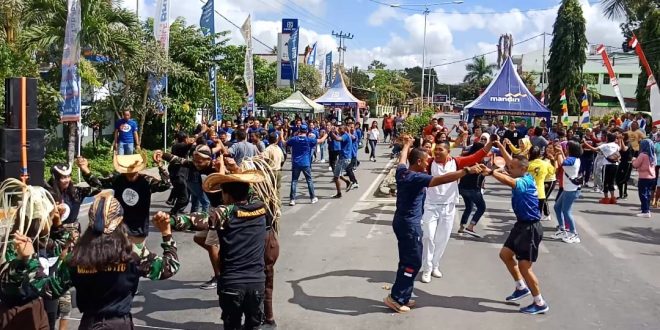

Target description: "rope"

left=239, top=157, right=282, bottom=234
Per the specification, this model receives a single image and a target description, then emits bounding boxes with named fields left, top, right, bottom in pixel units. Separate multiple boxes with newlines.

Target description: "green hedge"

left=44, top=141, right=156, bottom=183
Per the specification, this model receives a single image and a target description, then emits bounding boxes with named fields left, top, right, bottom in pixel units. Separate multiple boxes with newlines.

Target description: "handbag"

left=564, top=171, right=584, bottom=186
left=365, top=144, right=370, bottom=154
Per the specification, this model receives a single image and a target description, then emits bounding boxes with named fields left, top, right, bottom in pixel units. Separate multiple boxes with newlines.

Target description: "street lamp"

left=388, top=1, right=463, bottom=106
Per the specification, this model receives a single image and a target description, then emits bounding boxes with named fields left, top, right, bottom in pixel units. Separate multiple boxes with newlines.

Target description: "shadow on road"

left=606, top=227, right=660, bottom=246
left=287, top=270, right=518, bottom=316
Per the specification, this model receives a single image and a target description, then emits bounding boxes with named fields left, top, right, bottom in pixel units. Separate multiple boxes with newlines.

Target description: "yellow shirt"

left=528, top=158, right=556, bottom=199
left=262, top=144, right=284, bottom=171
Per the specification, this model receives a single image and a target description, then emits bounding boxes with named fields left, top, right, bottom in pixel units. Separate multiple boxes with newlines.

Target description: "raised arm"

left=137, top=212, right=180, bottom=280
left=429, top=164, right=482, bottom=187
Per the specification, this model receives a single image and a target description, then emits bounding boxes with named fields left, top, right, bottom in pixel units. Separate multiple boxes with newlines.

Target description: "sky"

left=121, top=0, right=626, bottom=83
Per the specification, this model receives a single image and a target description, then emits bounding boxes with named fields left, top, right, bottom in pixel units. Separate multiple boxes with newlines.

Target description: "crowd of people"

left=384, top=110, right=656, bottom=316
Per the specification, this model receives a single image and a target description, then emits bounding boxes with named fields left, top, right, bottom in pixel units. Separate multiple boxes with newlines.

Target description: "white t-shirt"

left=562, top=157, right=581, bottom=191
left=368, top=128, right=380, bottom=140
left=598, top=142, right=620, bottom=164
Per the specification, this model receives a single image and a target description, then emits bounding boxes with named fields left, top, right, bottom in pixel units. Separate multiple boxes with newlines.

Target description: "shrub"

left=402, top=107, right=435, bottom=136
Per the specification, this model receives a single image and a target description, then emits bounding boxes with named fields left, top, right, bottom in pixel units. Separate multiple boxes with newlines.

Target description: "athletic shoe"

left=384, top=295, right=411, bottom=313
left=328, top=166, right=333, bottom=171
left=200, top=277, right=217, bottom=290
left=562, top=234, right=581, bottom=244
left=289, top=200, right=296, bottom=206
left=550, top=230, right=566, bottom=240
left=609, top=197, right=617, bottom=204
left=346, top=182, right=354, bottom=192
left=405, top=299, right=416, bottom=308
left=353, top=183, right=360, bottom=189
left=420, top=271, right=432, bottom=283
left=505, top=287, right=531, bottom=302
left=311, top=197, right=319, bottom=204
left=520, top=303, right=549, bottom=315
left=464, top=227, right=482, bottom=238
left=636, top=212, right=651, bottom=218
left=541, top=215, right=551, bottom=221
left=332, top=193, right=342, bottom=199
left=319, top=159, right=327, bottom=163
left=431, top=268, right=443, bottom=278
left=599, top=198, right=610, bottom=204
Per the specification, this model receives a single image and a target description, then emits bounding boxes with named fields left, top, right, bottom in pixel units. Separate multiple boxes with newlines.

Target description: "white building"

left=514, top=46, right=640, bottom=110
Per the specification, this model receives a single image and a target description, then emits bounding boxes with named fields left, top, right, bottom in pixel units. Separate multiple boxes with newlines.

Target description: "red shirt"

left=383, top=118, right=395, bottom=130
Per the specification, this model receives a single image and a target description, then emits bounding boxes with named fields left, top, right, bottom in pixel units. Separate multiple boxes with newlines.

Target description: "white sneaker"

left=431, top=268, right=443, bottom=278
left=289, top=200, right=296, bottom=206
left=541, top=215, right=551, bottom=221
left=328, top=166, right=332, bottom=171
left=562, top=233, right=581, bottom=244
left=636, top=212, right=651, bottom=218
left=319, top=159, right=327, bottom=163
left=353, top=183, right=360, bottom=189
left=311, top=197, right=319, bottom=204
left=551, top=230, right=566, bottom=240
left=420, top=271, right=432, bottom=283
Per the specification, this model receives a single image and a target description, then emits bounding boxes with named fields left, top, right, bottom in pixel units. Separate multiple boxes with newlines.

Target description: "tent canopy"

left=315, top=71, right=367, bottom=108
left=270, top=91, right=325, bottom=114
left=465, top=57, right=551, bottom=121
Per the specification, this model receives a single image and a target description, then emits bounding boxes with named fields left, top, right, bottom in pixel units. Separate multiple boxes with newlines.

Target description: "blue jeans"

left=319, top=141, right=327, bottom=160
left=638, top=178, right=655, bottom=213
left=290, top=165, right=315, bottom=201
left=188, top=181, right=209, bottom=213
left=390, top=220, right=422, bottom=305
left=118, top=141, right=135, bottom=155
left=459, top=189, right=486, bottom=225
left=553, top=189, right=580, bottom=234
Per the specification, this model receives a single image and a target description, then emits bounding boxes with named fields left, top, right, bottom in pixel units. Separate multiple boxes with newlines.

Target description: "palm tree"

left=0, top=0, right=24, bottom=44
left=463, top=56, right=497, bottom=87
left=600, top=0, right=642, bottom=19
left=19, top=0, right=140, bottom=164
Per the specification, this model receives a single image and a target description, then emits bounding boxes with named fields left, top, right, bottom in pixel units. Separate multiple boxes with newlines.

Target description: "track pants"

left=421, top=203, right=456, bottom=272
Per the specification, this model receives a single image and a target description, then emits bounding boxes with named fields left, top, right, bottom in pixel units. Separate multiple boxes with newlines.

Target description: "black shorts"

left=503, top=221, right=543, bottom=262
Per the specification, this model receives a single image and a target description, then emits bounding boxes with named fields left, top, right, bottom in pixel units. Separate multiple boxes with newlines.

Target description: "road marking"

left=293, top=202, right=332, bottom=236
left=359, top=159, right=395, bottom=202
left=577, top=214, right=627, bottom=259
left=330, top=208, right=361, bottom=238
left=366, top=205, right=395, bottom=239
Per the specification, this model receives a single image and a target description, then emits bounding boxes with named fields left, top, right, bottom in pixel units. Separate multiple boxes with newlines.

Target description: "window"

left=603, top=74, right=610, bottom=85
left=618, top=73, right=633, bottom=79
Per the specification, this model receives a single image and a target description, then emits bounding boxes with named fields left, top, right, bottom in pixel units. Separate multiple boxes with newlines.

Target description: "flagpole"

left=164, top=78, right=168, bottom=150
left=541, top=32, right=546, bottom=97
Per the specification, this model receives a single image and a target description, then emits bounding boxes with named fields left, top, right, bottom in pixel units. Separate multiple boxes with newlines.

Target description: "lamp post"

left=389, top=1, right=463, bottom=107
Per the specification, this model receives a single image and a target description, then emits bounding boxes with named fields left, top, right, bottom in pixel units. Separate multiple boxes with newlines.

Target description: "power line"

left=366, top=0, right=601, bottom=15
left=197, top=0, right=274, bottom=52
left=279, top=0, right=341, bottom=31
left=429, top=33, right=545, bottom=68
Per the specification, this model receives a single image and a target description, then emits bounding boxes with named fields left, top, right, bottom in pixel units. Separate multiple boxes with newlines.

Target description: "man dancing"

left=384, top=135, right=483, bottom=313
left=482, top=155, right=549, bottom=314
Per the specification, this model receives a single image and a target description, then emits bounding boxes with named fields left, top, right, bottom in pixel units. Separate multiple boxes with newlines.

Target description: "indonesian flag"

left=629, top=35, right=639, bottom=49
left=580, top=87, right=590, bottom=128
left=540, top=90, right=545, bottom=105
left=561, top=89, right=569, bottom=127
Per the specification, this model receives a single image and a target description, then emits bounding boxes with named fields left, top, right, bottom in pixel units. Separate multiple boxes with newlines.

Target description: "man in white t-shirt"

left=585, top=132, right=620, bottom=204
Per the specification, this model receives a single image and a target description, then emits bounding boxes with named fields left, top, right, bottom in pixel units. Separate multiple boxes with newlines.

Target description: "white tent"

left=270, top=91, right=325, bottom=114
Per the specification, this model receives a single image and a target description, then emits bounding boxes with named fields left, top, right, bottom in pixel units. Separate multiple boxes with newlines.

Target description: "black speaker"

left=4, top=77, right=38, bottom=129
left=0, top=160, right=45, bottom=186
left=0, top=128, right=46, bottom=162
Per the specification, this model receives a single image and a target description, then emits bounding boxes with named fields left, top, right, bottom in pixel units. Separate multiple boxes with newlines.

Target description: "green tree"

left=368, top=60, right=387, bottom=70
left=463, top=56, right=497, bottom=87
left=403, top=66, right=438, bottom=97
left=547, top=0, right=588, bottom=116
left=296, top=63, right=322, bottom=99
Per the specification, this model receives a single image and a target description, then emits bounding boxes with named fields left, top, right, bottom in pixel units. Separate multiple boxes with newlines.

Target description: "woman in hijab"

left=506, top=137, right=532, bottom=158
left=9, top=192, right=180, bottom=329
left=632, top=139, right=657, bottom=218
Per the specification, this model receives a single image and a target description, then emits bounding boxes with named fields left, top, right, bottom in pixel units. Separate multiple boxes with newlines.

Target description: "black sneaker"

left=200, top=276, right=217, bottom=290
left=346, top=182, right=354, bottom=192
left=464, top=227, right=482, bottom=238
left=332, top=193, right=342, bottom=199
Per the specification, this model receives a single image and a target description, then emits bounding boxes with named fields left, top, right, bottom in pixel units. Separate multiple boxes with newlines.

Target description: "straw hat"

left=113, top=152, right=147, bottom=174
left=202, top=170, right=265, bottom=193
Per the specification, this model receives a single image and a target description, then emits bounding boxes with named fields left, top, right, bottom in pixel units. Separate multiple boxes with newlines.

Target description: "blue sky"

left=128, top=0, right=624, bottom=83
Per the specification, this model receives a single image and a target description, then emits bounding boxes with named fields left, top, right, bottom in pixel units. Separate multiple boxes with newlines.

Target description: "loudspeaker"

left=4, top=78, right=38, bottom=129
left=0, top=160, right=45, bottom=186
left=0, top=128, right=46, bottom=162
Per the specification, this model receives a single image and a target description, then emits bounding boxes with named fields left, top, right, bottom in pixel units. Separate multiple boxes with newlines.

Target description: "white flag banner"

left=241, top=15, right=255, bottom=111
left=154, top=0, right=171, bottom=53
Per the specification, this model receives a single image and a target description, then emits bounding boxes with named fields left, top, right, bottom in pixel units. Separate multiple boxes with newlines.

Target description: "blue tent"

left=465, top=57, right=551, bottom=122
left=315, top=71, right=366, bottom=109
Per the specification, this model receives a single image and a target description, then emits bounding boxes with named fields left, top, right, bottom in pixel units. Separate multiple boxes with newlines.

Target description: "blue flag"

left=200, top=0, right=221, bottom=121
left=60, top=0, right=82, bottom=122
left=324, top=52, right=332, bottom=88
left=306, top=42, right=317, bottom=66
left=288, top=28, right=299, bottom=88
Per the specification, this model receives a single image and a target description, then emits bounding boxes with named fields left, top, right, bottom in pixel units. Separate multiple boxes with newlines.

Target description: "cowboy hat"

left=202, top=170, right=265, bottom=193
left=113, top=152, right=147, bottom=174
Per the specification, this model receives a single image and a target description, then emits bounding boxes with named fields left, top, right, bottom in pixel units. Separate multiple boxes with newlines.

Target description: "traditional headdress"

left=88, top=191, right=124, bottom=235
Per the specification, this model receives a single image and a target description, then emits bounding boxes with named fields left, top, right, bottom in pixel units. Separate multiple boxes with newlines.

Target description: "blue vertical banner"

left=151, top=0, right=170, bottom=115
left=60, top=0, right=82, bottom=122
left=200, top=0, right=221, bottom=121
left=306, top=42, right=317, bottom=66
left=324, top=52, right=333, bottom=88
left=288, top=28, right=299, bottom=89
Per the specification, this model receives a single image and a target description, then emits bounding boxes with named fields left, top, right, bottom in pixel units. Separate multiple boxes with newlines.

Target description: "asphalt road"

left=66, top=113, right=660, bottom=329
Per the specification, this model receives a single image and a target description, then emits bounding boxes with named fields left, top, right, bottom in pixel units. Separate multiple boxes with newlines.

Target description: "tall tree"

left=463, top=56, right=497, bottom=87
left=403, top=66, right=438, bottom=97
left=296, top=63, right=322, bottom=99
left=368, top=60, right=387, bottom=70
left=547, top=0, right=588, bottom=116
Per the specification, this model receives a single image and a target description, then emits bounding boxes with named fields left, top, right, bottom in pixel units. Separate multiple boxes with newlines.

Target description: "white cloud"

left=367, top=5, right=403, bottom=26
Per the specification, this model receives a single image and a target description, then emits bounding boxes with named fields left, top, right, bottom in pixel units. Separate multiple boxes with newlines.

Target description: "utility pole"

left=420, top=7, right=429, bottom=106
left=332, top=31, right=354, bottom=67
left=427, top=61, right=433, bottom=105
left=541, top=32, right=547, bottom=99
